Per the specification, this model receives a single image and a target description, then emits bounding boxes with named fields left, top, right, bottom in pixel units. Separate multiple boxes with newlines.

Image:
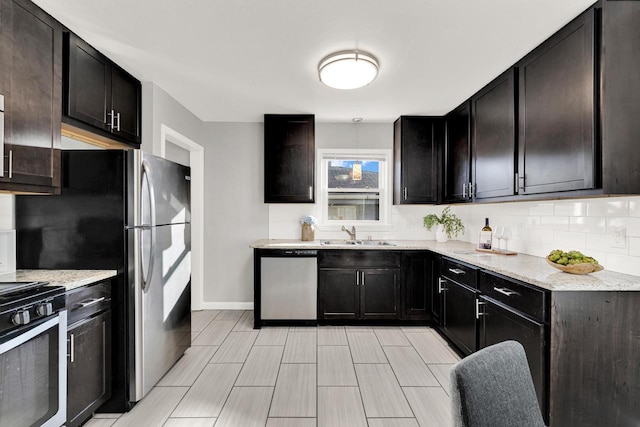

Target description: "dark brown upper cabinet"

left=393, top=116, right=442, bottom=204
left=0, top=0, right=62, bottom=194
left=64, top=32, right=141, bottom=147
left=443, top=102, right=471, bottom=203
left=601, top=1, right=640, bottom=195
left=518, top=8, right=596, bottom=195
left=264, top=114, right=315, bottom=203
left=472, top=68, right=517, bottom=199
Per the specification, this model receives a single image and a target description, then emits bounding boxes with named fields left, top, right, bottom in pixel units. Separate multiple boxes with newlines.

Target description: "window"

left=318, top=149, right=392, bottom=226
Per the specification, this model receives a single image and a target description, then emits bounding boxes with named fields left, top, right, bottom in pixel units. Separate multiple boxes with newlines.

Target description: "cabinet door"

left=360, top=268, right=399, bottom=320
left=393, top=117, right=440, bottom=204
left=264, top=114, right=315, bottom=203
left=444, top=102, right=471, bottom=202
left=67, top=311, right=112, bottom=427
left=0, top=0, right=61, bottom=191
left=472, top=69, right=516, bottom=199
left=65, top=32, right=111, bottom=132
left=318, top=269, right=358, bottom=320
left=431, top=257, right=443, bottom=325
left=111, top=65, right=141, bottom=145
left=479, top=297, right=547, bottom=422
left=403, top=252, right=432, bottom=319
left=518, top=9, right=595, bottom=195
left=601, top=1, right=640, bottom=194
left=442, top=279, right=477, bottom=355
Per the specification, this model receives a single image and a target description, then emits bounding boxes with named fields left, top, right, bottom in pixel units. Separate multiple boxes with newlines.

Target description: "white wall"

left=200, top=122, right=268, bottom=307
left=0, top=195, right=14, bottom=230
left=451, top=197, right=640, bottom=277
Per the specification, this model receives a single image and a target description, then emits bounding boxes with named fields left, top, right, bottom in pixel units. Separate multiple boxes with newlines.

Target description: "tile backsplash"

left=269, top=195, right=640, bottom=277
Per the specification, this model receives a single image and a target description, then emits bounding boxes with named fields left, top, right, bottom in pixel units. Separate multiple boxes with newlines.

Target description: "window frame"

left=317, top=148, right=393, bottom=229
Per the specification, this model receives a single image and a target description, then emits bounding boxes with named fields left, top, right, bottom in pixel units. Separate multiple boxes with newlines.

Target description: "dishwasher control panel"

left=267, top=249, right=318, bottom=257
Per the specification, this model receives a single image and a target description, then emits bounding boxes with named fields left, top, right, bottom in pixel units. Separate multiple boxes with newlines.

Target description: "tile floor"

left=86, top=310, right=460, bottom=427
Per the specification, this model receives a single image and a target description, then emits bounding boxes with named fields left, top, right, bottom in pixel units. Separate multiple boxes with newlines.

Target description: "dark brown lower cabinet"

left=441, top=279, right=478, bottom=356
left=318, top=250, right=401, bottom=322
left=318, top=267, right=399, bottom=321
left=359, top=269, right=399, bottom=319
left=479, top=296, right=547, bottom=423
left=66, top=279, right=113, bottom=427
left=67, top=310, right=112, bottom=427
left=402, top=251, right=433, bottom=320
left=549, top=291, right=640, bottom=427
left=318, top=269, right=358, bottom=320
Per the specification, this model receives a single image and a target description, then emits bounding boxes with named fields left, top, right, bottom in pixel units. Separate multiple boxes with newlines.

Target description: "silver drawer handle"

left=78, top=296, right=106, bottom=308
left=448, top=268, right=465, bottom=275
left=493, top=287, right=519, bottom=297
left=438, top=277, right=446, bottom=293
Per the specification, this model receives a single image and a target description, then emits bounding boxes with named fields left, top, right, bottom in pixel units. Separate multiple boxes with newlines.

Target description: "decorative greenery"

left=299, top=215, right=318, bottom=226
left=423, top=206, right=465, bottom=239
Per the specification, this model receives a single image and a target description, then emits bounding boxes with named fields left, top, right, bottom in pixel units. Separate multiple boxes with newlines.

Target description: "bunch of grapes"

left=548, top=249, right=598, bottom=266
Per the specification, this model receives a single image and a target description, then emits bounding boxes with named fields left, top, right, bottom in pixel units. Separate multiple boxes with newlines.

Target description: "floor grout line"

left=87, top=311, right=455, bottom=427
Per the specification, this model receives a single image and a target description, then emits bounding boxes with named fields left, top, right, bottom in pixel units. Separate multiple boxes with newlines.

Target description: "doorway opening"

left=160, top=124, right=204, bottom=310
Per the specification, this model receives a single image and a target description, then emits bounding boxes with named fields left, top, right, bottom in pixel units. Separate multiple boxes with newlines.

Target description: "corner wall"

left=200, top=122, right=268, bottom=307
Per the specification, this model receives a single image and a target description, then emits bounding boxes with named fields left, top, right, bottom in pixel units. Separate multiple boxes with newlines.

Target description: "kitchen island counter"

left=0, top=269, right=118, bottom=291
left=251, top=239, right=640, bottom=292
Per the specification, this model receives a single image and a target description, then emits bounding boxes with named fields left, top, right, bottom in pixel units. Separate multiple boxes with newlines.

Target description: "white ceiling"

left=34, top=0, right=596, bottom=123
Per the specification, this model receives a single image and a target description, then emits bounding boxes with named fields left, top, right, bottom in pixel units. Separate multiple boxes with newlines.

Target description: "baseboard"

left=198, top=301, right=254, bottom=310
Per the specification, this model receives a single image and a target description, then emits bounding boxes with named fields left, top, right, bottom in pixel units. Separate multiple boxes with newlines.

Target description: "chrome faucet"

left=342, top=225, right=357, bottom=241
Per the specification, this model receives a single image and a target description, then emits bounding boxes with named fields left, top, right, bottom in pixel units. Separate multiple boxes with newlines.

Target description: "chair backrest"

left=450, top=340, right=546, bottom=427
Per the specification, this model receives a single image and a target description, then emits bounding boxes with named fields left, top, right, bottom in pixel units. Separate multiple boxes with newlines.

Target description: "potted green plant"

left=423, top=206, right=465, bottom=242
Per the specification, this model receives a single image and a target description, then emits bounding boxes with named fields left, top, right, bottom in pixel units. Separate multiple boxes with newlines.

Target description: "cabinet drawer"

left=319, top=250, right=401, bottom=268
left=66, top=280, right=112, bottom=325
left=478, top=271, right=547, bottom=322
left=441, top=257, right=478, bottom=288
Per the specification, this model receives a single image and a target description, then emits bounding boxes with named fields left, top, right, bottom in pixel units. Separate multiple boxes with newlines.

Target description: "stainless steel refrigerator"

left=15, top=149, right=192, bottom=410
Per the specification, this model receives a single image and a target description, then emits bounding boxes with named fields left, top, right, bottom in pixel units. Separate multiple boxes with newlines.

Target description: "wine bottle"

left=478, top=218, right=492, bottom=250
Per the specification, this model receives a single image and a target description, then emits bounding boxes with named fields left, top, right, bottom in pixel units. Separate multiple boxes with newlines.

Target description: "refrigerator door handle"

left=141, top=161, right=156, bottom=293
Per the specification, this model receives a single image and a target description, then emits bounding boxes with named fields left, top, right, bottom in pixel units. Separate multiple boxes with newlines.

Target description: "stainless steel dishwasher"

left=259, top=249, right=318, bottom=322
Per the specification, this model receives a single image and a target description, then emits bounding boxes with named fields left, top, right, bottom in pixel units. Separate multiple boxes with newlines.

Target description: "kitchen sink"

left=321, top=240, right=396, bottom=247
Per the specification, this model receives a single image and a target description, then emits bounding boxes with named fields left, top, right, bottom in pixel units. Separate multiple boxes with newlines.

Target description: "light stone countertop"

left=250, top=239, right=640, bottom=292
left=0, top=269, right=118, bottom=291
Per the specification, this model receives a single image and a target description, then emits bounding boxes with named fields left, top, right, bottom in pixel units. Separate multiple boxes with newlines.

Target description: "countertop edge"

left=0, top=270, right=119, bottom=292
left=250, top=239, right=640, bottom=292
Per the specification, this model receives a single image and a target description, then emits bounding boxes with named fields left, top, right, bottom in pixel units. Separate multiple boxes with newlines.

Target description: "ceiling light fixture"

left=318, top=50, right=379, bottom=90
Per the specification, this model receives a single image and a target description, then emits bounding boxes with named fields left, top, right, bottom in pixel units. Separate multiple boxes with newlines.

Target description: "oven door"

left=0, top=310, right=67, bottom=427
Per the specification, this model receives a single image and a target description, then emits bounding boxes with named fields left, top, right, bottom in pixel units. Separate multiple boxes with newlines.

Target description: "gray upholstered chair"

left=449, top=340, right=546, bottom=427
